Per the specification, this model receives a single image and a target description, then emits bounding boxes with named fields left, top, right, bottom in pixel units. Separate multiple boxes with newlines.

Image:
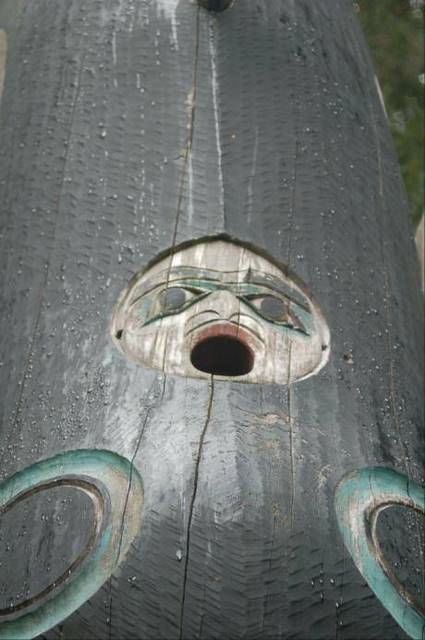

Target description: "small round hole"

left=198, top=0, right=232, bottom=12
left=191, top=336, right=254, bottom=377
left=115, top=329, right=123, bottom=340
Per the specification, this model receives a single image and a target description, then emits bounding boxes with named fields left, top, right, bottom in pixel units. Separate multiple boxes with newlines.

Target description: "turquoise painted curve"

left=0, top=449, right=144, bottom=640
left=335, top=467, right=425, bottom=640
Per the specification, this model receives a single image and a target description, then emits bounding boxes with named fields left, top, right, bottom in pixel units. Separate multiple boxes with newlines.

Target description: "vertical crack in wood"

left=108, top=375, right=167, bottom=639
left=179, top=376, right=214, bottom=640
left=262, top=383, right=273, bottom=625
left=284, top=16, right=299, bottom=528
left=287, top=341, right=295, bottom=534
left=169, top=7, right=201, bottom=267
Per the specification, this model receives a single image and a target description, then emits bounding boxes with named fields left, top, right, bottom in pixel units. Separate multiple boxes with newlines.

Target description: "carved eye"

left=140, top=285, right=208, bottom=326
left=249, top=295, right=288, bottom=322
left=259, top=295, right=288, bottom=322
left=157, top=286, right=207, bottom=315
left=160, top=287, right=188, bottom=311
left=245, top=294, right=308, bottom=334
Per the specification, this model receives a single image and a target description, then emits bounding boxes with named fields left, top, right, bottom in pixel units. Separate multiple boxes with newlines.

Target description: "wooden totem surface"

left=0, top=1, right=423, bottom=639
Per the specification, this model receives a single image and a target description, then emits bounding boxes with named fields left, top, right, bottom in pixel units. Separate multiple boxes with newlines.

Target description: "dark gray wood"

left=0, top=1, right=423, bottom=639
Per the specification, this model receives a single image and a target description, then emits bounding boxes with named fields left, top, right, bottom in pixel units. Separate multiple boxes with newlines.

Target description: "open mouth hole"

left=191, top=336, right=254, bottom=377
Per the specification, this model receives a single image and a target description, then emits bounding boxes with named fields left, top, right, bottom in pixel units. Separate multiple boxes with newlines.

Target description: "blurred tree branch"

left=357, top=0, right=424, bottom=227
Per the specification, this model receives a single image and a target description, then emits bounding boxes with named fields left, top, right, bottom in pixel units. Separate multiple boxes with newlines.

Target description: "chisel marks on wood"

left=7, top=47, right=86, bottom=455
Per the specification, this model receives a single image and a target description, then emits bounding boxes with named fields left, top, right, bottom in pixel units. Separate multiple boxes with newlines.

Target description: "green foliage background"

left=357, top=0, right=424, bottom=226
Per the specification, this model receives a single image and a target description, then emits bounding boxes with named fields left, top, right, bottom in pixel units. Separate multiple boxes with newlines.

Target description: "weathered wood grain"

left=0, top=29, right=6, bottom=104
left=0, top=1, right=423, bottom=639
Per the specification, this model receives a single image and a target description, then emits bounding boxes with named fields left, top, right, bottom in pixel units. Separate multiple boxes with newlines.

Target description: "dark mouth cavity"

left=190, top=335, right=254, bottom=377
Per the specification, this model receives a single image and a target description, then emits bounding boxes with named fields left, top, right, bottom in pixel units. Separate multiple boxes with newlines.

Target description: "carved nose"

left=189, top=290, right=255, bottom=377
left=206, top=289, right=241, bottom=320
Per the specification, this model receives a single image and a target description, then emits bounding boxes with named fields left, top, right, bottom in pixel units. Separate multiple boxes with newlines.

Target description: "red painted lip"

left=191, top=321, right=257, bottom=353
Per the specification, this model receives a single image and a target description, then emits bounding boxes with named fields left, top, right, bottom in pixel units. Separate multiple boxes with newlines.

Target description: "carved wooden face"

left=111, top=240, right=330, bottom=384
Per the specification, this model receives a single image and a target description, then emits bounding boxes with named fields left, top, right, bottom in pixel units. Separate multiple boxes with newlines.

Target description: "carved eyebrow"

left=131, top=266, right=310, bottom=311
left=253, top=283, right=309, bottom=311
left=140, top=265, right=290, bottom=286
left=242, top=271, right=310, bottom=311
left=146, top=266, right=221, bottom=286
left=131, top=268, right=220, bottom=299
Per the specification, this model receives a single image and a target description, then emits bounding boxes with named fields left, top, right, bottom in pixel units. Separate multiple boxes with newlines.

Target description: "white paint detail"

left=186, top=87, right=195, bottom=122
left=155, top=0, right=179, bottom=22
left=112, top=31, right=117, bottom=66
left=247, top=127, right=259, bottom=225
left=0, top=29, right=7, bottom=105
left=208, top=25, right=225, bottom=220
left=111, top=240, right=331, bottom=385
left=416, top=216, right=424, bottom=291
left=374, top=75, right=388, bottom=120
left=187, top=150, right=194, bottom=226
left=156, top=0, right=179, bottom=48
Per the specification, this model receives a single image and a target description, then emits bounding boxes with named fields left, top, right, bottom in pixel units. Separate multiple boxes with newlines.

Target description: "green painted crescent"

left=335, top=467, right=425, bottom=640
left=0, top=450, right=143, bottom=640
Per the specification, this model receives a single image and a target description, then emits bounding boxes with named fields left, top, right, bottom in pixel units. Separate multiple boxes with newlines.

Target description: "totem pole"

left=0, top=1, right=423, bottom=639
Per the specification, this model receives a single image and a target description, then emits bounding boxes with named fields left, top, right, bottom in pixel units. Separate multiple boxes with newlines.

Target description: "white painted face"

left=111, top=240, right=330, bottom=384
